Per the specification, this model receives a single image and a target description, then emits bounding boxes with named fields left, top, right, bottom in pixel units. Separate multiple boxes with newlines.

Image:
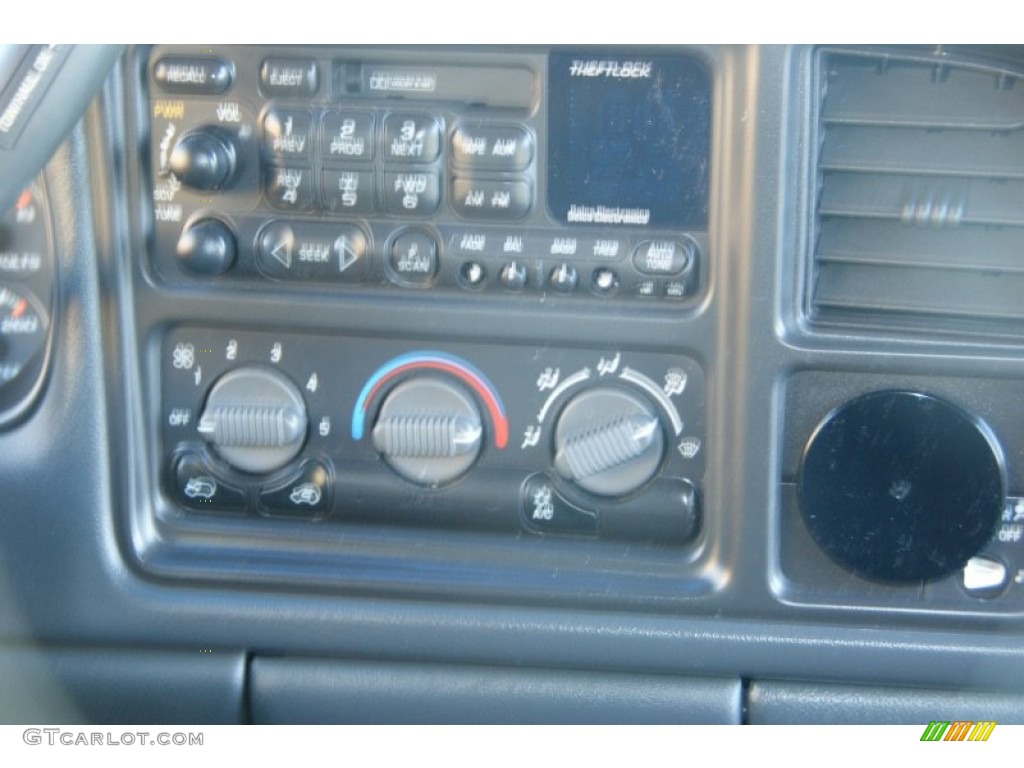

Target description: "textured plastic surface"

left=748, top=680, right=1024, bottom=725
left=250, top=658, right=741, bottom=724
left=0, top=647, right=245, bottom=724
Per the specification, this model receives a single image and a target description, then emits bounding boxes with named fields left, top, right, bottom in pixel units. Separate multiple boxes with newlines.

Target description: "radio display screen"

left=547, top=52, right=711, bottom=229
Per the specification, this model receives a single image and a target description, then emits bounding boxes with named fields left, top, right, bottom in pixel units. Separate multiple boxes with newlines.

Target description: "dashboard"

left=1, top=43, right=1024, bottom=724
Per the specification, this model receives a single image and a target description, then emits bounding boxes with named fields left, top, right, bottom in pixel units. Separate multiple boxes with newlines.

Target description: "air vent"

left=808, top=49, right=1024, bottom=339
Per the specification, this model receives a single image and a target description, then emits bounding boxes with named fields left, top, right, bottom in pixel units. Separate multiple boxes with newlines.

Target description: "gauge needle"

left=11, top=299, right=26, bottom=319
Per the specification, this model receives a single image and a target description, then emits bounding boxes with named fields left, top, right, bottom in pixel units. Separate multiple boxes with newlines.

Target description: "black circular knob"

left=168, top=128, right=238, bottom=191
left=176, top=218, right=237, bottom=275
left=553, top=386, right=665, bottom=497
left=798, top=391, right=1004, bottom=583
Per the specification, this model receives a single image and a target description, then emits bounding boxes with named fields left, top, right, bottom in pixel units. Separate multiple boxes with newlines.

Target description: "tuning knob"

left=168, top=127, right=238, bottom=191
left=799, top=391, right=1004, bottom=583
left=176, top=218, right=237, bottom=275
left=553, top=386, right=665, bottom=497
left=197, top=366, right=308, bottom=474
left=372, top=377, right=483, bottom=487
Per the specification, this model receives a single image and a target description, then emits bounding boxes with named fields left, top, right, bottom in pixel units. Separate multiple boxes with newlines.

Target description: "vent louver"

left=809, top=50, right=1024, bottom=338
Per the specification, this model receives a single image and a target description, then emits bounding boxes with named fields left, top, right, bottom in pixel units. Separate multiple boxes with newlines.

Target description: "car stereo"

left=144, top=46, right=711, bottom=303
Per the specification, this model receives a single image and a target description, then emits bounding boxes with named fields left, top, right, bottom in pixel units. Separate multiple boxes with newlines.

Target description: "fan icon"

left=172, top=343, right=195, bottom=370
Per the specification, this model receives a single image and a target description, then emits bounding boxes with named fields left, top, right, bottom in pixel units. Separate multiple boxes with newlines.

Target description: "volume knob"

left=169, top=127, right=238, bottom=191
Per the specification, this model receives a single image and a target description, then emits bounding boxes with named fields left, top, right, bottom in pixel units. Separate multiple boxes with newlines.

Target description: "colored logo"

left=920, top=721, right=996, bottom=741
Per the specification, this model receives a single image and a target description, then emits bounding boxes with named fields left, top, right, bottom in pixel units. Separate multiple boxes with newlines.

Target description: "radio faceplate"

left=144, top=46, right=711, bottom=304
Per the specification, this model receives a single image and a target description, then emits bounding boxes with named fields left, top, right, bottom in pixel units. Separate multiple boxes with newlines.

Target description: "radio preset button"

left=388, top=231, right=438, bottom=286
left=257, top=221, right=368, bottom=282
left=383, top=113, right=441, bottom=162
left=264, top=166, right=315, bottom=212
left=263, top=109, right=313, bottom=161
left=259, top=58, right=319, bottom=98
left=153, top=56, right=233, bottom=95
left=451, top=123, right=534, bottom=171
left=384, top=172, right=440, bottom=216
left=632, top=239, right=694, bottom=276
left=322, top=111, right=374, bottom=161
left=323, top=169, right=376, bottom=214
left=451, top=178, right=531, bottom=221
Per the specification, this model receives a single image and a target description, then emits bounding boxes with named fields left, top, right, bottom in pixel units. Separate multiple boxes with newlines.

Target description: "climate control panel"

left=161, top=329, right=705, bottom=543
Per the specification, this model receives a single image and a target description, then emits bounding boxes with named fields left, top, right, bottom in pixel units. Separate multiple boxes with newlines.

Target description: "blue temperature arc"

left=351, top=351, right=509, bottom=448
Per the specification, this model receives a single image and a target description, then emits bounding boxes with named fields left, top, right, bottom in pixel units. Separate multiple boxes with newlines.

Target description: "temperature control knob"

left=372, top=377, right=483, bottom=487
left=553, top=386, right=665, bottom=497
left=197, top=366, right=308, bottom=474
left=168, top=127, right=238, bottom=191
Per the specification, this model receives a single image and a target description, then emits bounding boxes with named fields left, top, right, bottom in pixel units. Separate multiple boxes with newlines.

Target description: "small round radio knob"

left=176, top=218, right=237, bottom=275
left=168, top=127, right=238, bottom=191
left=552, top=386, right=665, bottom=497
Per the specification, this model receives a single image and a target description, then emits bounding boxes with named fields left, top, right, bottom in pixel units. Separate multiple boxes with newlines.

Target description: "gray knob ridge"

left=372, top=377, right=483, bottom=487
left=553, top=386, right=665, bottom=497
left=198, top=366, right=308, bottom=474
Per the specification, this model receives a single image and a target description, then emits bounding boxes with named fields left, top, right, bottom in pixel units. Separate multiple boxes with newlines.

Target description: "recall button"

left=153, top=56, right=233, bottom=95
left=632, top=239, right=694, bottom=276
left=259, top=58, right=319, bottom=98
left=451, top=123, right=534, bottom=171
left=452, top=177, right=531, bottom=221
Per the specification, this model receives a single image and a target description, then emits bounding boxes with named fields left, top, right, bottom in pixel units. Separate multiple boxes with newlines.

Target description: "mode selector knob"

left=169, top=127, right=239, bottom=191
left=553, top=386, right=665, bottom=497
left=197, top=366, right=308, bottom=474
left=372, top=377, right=483, bottom=487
